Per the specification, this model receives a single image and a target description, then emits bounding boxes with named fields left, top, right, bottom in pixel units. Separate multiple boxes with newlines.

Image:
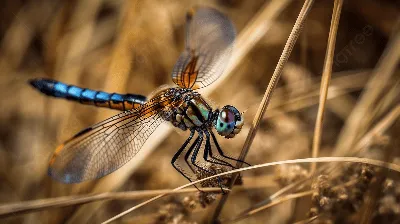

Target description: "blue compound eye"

left=215, top=108, right=236, bottom=136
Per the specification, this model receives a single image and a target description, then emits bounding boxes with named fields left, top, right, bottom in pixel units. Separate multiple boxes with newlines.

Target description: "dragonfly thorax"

left=162, top=88, right=244, bottom=139
left=164, top=89, right=215, bottom=131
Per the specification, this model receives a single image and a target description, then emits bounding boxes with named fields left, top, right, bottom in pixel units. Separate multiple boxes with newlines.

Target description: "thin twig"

left=310, top=0, right=343, bottom=174
left=211, top=0, right=315, bottom=221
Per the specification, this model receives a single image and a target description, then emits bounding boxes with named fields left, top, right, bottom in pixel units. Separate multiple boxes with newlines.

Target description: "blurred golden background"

left=0, top=0, right=399, bottom=223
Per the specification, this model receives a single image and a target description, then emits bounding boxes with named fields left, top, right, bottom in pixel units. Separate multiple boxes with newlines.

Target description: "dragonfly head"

left=214, top=105, right=244, bottom=139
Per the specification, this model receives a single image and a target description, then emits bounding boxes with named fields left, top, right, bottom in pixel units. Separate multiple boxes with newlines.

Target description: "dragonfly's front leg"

left=210, top=131, right=251, bottom=167
left=203, top=130, right=236, bottom=169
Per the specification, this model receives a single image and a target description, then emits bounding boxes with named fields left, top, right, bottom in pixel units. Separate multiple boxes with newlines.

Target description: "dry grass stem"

left=310, top=0, right=343, bottom=174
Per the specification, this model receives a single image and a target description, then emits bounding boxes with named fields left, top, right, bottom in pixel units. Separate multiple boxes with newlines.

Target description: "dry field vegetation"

left=0, top=0, right=399, bottom=223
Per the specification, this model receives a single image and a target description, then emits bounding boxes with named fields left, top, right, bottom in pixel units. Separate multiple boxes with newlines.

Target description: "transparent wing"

left=48, top=89, right=174, bottom=183
left=172, top=7, right=236, bottom=90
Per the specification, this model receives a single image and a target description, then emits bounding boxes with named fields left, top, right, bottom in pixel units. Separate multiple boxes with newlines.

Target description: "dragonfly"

left=29, top=7, right=249, bottom=186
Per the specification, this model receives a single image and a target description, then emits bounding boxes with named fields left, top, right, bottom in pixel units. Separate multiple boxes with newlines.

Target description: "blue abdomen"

left=29, top=78, right=146, bottom=111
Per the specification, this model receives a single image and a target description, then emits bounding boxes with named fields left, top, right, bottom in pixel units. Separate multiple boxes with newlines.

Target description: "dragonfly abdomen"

left=29, top=78, right=146, bottom=111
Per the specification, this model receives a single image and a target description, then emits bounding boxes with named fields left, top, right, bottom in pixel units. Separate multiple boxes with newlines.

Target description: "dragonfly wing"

left=172, top=7, right=236, bottom=89
left=48, top=89, right=174, bottom=183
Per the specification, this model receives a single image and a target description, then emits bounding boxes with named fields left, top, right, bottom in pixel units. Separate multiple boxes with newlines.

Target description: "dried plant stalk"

left=310, top=0, right=343, bottom=174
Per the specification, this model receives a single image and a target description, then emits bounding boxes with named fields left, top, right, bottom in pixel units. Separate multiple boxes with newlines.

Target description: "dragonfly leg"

left=171, top=130, right=195, bottom=184
left=190, top=131, right=225, bottom=193
left=210, top=131, right=251, bottom=167
left=203, top=132, right=231, bottom=194
left=184, top=136, right=200, bottom=174
left=203, top=130, right=236, bottom=169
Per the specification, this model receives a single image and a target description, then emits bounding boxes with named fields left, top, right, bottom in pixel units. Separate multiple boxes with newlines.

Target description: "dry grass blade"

left=0, top=188, right=223, bottom=218
left=102, top=156, right=400, bottom=223
left=334, top=18, right=400, bottom=157
left=310, top=0, right=343, bottom=174
left=211, top=0, right=315, bottom=221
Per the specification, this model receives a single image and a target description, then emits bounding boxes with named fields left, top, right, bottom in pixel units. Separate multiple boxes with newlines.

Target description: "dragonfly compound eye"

left=215, top=105, right=243, bottom=138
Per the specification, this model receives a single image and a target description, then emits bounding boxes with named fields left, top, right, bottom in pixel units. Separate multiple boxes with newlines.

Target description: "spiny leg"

left=190, top=131, right=224, bottom=193
left=171, top=130, right=195, bottom=183
left=210, top=131, right=251, bottom=167
left=204, top=130, right=236, bottom=169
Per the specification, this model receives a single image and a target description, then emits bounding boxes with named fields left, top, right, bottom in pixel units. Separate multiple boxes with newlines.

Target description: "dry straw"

left=310, top=0, right=343, bottom=174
